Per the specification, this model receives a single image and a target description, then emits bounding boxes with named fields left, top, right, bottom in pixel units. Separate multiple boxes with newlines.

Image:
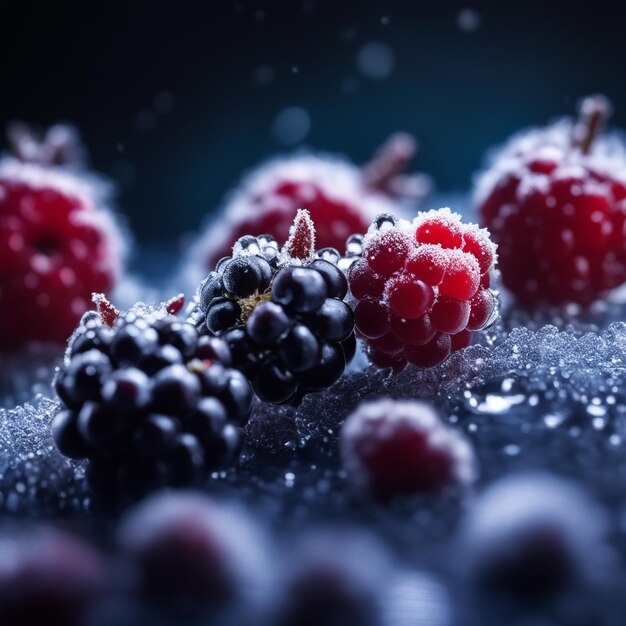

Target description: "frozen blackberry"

left=51, top=294, right=253, bottom=497
left=193, top=209, right=355, bottom=405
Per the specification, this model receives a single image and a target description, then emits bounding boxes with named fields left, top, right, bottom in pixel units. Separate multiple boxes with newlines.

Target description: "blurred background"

left=1, top=0, right=624, bottom=244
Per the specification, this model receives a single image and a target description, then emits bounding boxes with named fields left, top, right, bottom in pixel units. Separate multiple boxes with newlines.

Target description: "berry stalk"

left=572, top=95, right=612, bottom=154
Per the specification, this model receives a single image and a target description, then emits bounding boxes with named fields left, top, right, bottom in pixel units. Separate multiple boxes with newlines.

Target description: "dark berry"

left=140, top=344, right=183, bottom=375
left=254, top=359, right=298, bottom=403
left=200, top=272, right=223, bottom=310
left=278, top=324, right=320, bottom=372
left=298, top=342, right=345, bottom=391
left=308, top=259, right=348, bottom=299
left=205, top=298, right=242, bottom=334
left=77, top=402, right=127, bottom=453
left=156, top=321, right=198, bottom=358
left=272, top=267, right=327, bottom=313
left=308, top=299, right=354, bottom=342
left=222, top=256, right=271, bottom=298
left=247, top=301, right=291, bottom=347
left=218, top=369, right=254, bottom=425
left=51, top=410, right=92, bottom=459
left=168, top=433, right=205, bottom=485
left=110, top=324, right=159, bottom=365
left=223, top=327, right=261, bottom=376
left=101, top=368, right=151, bottom=414
left=62, top=349, right=112, bottom=408
left=194, top=335, right=232, bottom=365
left=132, top=414, right=179, bottom=457
left=152, top=364, right=201, bottom=415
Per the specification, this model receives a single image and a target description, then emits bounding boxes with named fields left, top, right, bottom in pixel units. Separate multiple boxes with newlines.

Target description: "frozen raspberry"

left=117, top=492, right=262, bottom=615
left=273, top=532, right=388, bottom=626
left=52, top=295, right=252, bottom=497
left=0, top=125, right=125, bottom=351
left=0, top=526, right=106, bottom=626
left=340, top=399, right=476, bottom=501
left=184, top=134, right=432, bottom=286
left=458, top=473, right=610, bottom=598
left=347, top=208, right=498, bottom=372
left=475, top=95, right=626, bottom=306
left=191, top=210, right=355, bottom=405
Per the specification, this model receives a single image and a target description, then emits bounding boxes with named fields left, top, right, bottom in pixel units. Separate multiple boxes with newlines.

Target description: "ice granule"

left=0, top=395, right=87, bottom=515
left=245, top=322, right=626, bottom=452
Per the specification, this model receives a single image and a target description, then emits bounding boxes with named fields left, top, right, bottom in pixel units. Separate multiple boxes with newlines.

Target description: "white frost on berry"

left=458, top=472, right=612, bottom=585
left=340, top=398, right=477, bottom=492
left=0, top=156, right=129, bottom=283
left=473, top=117, right=626, bottom=208
left=181, top=151, right=399, bottom=290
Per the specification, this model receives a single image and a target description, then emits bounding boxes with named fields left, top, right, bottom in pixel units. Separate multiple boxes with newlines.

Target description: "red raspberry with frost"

left=340, top=399, right=476, bottom=501
left=348, top=208, right=497, bottom=372
left=184, top=134, right=432, bottom=286
left=475, top=95, right=626, bottom=307
left=0, top=130, right=126, bottom=351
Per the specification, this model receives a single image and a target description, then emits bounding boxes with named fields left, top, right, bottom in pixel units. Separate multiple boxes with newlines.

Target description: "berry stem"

left=362, top=133, right=432, bottom=200
left=572, top=95, right=612, bottom=154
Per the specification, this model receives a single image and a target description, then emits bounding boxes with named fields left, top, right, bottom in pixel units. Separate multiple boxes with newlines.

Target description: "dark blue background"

left=1, top=0, right=625, bottom=242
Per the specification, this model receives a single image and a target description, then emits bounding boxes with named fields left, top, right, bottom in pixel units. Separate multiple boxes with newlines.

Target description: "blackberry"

left=192, top=209, right=355, bottom=405
left=51, top=295, right=253, bottom=497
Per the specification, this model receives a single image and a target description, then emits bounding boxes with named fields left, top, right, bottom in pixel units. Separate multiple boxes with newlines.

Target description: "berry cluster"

left=51, top=295, right=253, bottom=496
left=476, top=95, right=626, bottom=306
left=347, top=209, right=497, bottom=372
left=194, top=210, right=356, bottom=405
left=341, top=399, right=476, bottom=501
left=0, top=126, right=124, bottom=352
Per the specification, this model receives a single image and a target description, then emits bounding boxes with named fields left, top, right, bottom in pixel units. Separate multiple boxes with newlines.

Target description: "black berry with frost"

left=51, top=293, right=253, bottom=497
left=192, top=210, right=355, bottom=405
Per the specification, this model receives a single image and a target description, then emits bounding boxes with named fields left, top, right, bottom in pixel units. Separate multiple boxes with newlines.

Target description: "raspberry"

left=192, top=210, right=355, bottom=405
left=0, top=526, right=105, bottom=626
left=0, top=128, right=125, bottom=352
left=184, top=134, right=432, bottom=285
left=51, top=295, right=252, bottom=497
left=476, top=94, right=626, bottom=306
left=347, top=208, right=498, bottom=372
left=340, top=399, right=476, bottom=501
left=117, top=492, right=258, bottom=615
left=458, top=473, right=609, bottom=599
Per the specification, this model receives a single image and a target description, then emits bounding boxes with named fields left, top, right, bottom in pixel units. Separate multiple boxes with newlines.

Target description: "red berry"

left=405, top=244, right=448, bottom=285
left=0, top=161, right=123, bottom=351
left=341, top=399, right=476, bottom=501
left=390, top=314, right=436, bottom=346
left=415, top=210, right=463, bottom=248
left=347, top=259, right=385, bottom=299
left=476, top=95, right=626, bottom=306
left=369, top=332, right=404, bottom=354
left=354, top=298, right=391, bottom=339
left=450, top=329, right=472, bottom=351
left=367, top=347, right=407, bottom=373
left=403, top=333, right=451, bottom=368
left=385, top=273, right=434, bottom=319
left=365, top=229, right=411, bottom=277
left=348, top=209, right=498, bottom=371
left=461, top=227, right=495, bottom=275
left=429, top=296, right=470, bottom=334
left=438, top=249, right=480, bottom=300
left=467, top=288, right=496, bottom=331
